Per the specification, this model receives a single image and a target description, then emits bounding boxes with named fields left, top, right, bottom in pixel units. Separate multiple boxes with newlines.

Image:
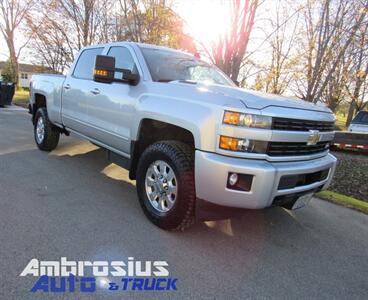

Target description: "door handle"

left=90, top=88, right=100, bottom=95
left=64, top=84, right=71, bottom=90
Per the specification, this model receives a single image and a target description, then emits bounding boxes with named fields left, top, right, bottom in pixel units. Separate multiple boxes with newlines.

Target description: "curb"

left=317, top=190, right=368, bottom=214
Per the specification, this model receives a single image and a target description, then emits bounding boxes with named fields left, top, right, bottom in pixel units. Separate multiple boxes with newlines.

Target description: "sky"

left=0, top=0, right=274, bottom=65
left=175, top=0, right=232, bottom=45
left=1, top=1, right=260, bottom=60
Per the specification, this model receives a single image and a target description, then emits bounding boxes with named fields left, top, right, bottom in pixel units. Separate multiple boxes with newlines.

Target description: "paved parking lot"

left=0, top=108, right=367, bottom=299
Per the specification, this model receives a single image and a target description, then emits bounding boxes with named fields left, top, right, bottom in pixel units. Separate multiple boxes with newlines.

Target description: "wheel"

left=34, top=107, right=60, bottom=151
left=136, top=141, right=196, bottom=230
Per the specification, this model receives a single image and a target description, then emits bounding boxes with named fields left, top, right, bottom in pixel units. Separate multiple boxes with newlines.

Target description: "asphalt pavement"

left=0, top=107, right=367, bottom=299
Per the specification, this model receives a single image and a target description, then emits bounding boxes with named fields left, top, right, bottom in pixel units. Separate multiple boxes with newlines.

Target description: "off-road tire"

left=34, top=107, right=60, bottom=151
left=136, top=141, right=196, bottom=230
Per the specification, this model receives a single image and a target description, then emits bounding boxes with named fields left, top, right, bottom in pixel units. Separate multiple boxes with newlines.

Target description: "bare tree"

left=205, top=0, right=260, bottom=82
left=118, top=0, right=143, bottom=42
left=294, top=0, right=367, bottom=103
left=262, top=0, right=301, bottom=94
left=116, top=0, right=196, bottom=52
left=56, top=0, right=104, bottom=49
left=0, top=0, right=34, bottom=84
left=25, top=0, right=195, bottom=71
left=26, top=16, right=70, bottom=73
left=26, top=0, right=111, bottom=70
left=321, top=52, right=350, bottom=112
left=345, top=20, right=368, bottom=125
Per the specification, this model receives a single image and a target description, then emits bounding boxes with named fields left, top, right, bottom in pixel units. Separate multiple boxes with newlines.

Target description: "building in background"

left=0, top=62, right=53, bottom=88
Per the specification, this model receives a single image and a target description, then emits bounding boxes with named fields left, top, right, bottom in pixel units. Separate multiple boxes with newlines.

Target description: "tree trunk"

left=346, top=101, right=356, bottom=126
left=328, top=97, right=339, bottom=113
left=5, top=31, right=19, bottom=86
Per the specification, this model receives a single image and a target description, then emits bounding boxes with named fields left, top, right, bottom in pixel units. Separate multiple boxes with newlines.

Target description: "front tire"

left=136, top=141, right=196, bottom=230
left=34, top=108, right=60, bottom=151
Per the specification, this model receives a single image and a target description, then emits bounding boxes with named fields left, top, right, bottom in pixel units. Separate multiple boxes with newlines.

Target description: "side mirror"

left=94, top=55, right=115, bottom=83
left=93, top=55, right=140, bottom=86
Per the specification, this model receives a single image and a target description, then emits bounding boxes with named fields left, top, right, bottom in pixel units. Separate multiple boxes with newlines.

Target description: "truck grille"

left=272, top=117, right=334, bottom=132
left=267, top=141, right=329, bottom=156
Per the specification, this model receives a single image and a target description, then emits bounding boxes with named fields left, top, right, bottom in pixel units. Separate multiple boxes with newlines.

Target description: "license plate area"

left=273, top=188, right=321, bottom=210
left=292, top=193, right=314, bottom=210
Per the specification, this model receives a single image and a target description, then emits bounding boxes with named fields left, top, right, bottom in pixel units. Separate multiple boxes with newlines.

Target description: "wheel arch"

left=32, top=93, right=47, bottom=124
left=129, top=118, right=195, bottom=180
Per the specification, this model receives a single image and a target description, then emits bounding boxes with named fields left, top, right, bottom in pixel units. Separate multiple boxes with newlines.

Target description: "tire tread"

left=34, top=108, right=60, bottom=151
left=136, top=141, right=196, bottom=231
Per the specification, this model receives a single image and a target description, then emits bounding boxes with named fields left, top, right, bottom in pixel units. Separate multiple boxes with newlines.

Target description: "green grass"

left=13, top=89, right=29, bottom=107
left=335, top=112, right=347, bottom=131
left=317, top=190, right=368, bottom=214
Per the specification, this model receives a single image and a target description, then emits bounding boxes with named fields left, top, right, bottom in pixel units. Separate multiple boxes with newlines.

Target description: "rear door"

left=61, top=47, right=104, bottom=135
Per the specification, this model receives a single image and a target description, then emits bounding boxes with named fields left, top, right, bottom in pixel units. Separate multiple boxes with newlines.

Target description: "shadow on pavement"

left=46, top=139, right=304, bottom=239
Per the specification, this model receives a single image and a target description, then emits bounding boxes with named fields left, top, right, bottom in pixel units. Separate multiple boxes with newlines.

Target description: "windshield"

left=352, top=111, right=368, bottom=125
left=140, top=47, right=234, bottom=87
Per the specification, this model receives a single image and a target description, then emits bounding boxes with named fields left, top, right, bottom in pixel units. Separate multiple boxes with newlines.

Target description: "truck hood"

left=195, top=83, right=332, bottom=113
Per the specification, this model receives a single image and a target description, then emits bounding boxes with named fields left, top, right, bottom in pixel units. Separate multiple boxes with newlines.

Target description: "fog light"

left=228, top=173, right=238, bottom=186
left=227, top=173, right=254, bottom=191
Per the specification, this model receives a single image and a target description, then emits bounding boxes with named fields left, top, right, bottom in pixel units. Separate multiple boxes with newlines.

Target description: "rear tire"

left=34, top=108, right=60, bottom=151
left=136, top=141, right=196, bottom=230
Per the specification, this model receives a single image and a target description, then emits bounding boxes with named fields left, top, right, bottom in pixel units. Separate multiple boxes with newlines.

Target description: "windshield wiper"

left=157, top=79, right=175, bottom=83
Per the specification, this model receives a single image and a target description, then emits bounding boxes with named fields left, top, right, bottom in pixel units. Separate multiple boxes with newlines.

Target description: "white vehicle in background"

left=348, top=111, right=368, bottom=133
left=29, top=42, right=337, bottom=230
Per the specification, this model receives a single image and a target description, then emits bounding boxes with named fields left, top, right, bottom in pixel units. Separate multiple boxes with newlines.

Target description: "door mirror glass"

left=93, top=55, right=139, bottom=85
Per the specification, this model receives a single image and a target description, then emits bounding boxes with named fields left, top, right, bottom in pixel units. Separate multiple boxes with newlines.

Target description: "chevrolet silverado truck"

left=29, top=42, right=337, bottom=230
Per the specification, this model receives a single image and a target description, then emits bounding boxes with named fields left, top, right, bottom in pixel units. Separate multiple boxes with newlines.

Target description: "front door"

left=85, top=46, right=141, bottom=154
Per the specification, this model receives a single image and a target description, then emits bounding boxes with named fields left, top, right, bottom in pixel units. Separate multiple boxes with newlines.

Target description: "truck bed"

left=30, top=74, right=66, bottom=125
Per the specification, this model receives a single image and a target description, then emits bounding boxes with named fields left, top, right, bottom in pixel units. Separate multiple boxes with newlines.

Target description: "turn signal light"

left=219, top=136, right=269, bottom=153
left=94, top=69, right=108, bottom=76
left=219, top=136, right=239, bottom=151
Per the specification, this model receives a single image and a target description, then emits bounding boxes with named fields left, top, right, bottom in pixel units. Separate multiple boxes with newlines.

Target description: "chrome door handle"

left=64, top=84, right=71, bottom=90
left=90, top=88, right=100, bottom=95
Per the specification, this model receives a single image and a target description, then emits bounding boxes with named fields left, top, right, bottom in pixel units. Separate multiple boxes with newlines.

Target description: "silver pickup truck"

left=29, top=42, right=337, bottom=230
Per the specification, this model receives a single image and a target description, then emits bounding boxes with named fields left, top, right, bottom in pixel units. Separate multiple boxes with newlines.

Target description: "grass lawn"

left=13, top=89, right=29, bottom=107
left=316, top=151, right=368, bottom=214
left=317, top=190, right=368, bottom=214
left=335, top=112, right=347, bottom=131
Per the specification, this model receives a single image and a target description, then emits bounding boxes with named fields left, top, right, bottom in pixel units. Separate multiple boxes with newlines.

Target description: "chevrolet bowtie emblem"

left=307, top=130, right=321, bottom=145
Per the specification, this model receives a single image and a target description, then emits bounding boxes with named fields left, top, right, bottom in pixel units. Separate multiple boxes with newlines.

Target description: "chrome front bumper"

left=195, top=151, right=337, bottom=209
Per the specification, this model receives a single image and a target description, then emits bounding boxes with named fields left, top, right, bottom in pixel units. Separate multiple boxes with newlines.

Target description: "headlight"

left=223, top=111, right=272, bottom=129
left=219, top=136, right=268, bottom=153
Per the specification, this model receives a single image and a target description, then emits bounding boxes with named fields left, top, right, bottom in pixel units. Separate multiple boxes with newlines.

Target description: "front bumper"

left=195, top=151, right=337, bottom=209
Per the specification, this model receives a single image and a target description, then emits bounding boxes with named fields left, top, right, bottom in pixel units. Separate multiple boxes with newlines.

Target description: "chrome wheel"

left=145, top=160, right=177, bottom=213
left=36, top=117, right=45, bottom=144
